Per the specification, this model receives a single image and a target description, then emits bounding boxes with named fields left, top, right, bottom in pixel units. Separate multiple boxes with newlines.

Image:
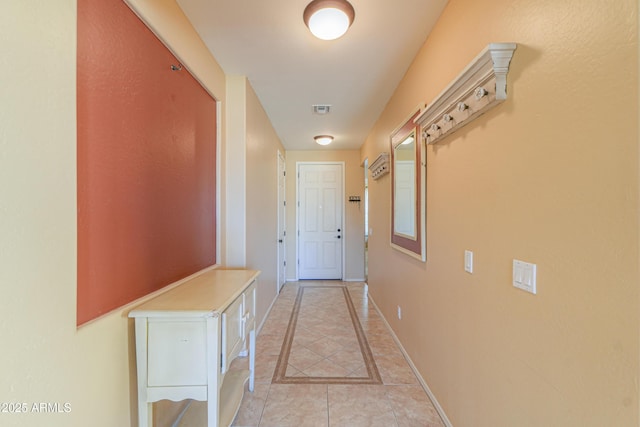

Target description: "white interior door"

left=297, top=163, right=343, bottom=280
left=277, top=151, right=286, bottom=291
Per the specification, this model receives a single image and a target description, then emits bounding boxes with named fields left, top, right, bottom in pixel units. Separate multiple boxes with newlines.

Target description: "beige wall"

left=285, top=150, right=365, bottom=282
left=225, top=75, right=248, bottom=267
left=245, top=80, right=287, bottom=326
left=361, top=0, right=639, bottom=426
left=0, top=1, right=227, bottom=426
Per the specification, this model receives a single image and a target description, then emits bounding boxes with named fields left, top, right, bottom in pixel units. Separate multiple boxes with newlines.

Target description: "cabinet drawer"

left=147, top=320, right=207, bottom=387
left=221, top=294, right=243, bottom=373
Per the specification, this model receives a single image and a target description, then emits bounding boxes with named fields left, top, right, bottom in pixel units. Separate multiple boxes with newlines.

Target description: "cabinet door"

left=221, top=294, right=243, bottom=373
left=243, top=282, right=256, bottom=345
left=245, top=282, right=256, bottom=325
left=147, top=320, right=207, bottom=387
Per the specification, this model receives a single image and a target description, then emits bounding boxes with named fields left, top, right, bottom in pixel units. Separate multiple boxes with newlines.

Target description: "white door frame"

left=277, top=150, right=286, bottom=292
left=295, top=161, right=345, bottom=280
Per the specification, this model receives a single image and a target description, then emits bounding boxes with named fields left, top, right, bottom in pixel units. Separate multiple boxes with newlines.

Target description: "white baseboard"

left=257, top=290, right=280, bottom=336
left=367, top=294, right=453, bottom=427
left=284, top=278, right=367, bottom=283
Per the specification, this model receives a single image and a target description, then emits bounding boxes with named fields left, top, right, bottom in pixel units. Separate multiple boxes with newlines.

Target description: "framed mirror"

left=390, top=108, right=425, bottom=261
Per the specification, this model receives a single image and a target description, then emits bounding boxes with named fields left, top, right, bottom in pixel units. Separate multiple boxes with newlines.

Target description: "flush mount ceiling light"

left=303, top=0, right=355, bottom=41
left=314, top=135, right=334, bottom=145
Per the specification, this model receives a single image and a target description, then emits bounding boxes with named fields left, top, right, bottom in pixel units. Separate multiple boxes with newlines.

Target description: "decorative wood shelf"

left=369, top=152, right=390, bottom=180
left=415, top=43, right=517, bottom=145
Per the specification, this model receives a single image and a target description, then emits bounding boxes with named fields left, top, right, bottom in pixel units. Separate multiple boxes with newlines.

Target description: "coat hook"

left=170, top=64, right=183, bottom=71
left=474, top=86, right=488, bottom=99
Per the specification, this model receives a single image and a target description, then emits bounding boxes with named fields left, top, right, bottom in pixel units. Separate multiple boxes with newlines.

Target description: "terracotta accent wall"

left=77, top=0, right=216, bottom=325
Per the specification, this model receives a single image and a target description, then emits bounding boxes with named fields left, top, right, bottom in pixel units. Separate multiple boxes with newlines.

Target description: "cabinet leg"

left=249, top=329, right=256, bottom=392
left=138, top=402, right=152, bottom=427
left=207, top=396, right=218, bottom=427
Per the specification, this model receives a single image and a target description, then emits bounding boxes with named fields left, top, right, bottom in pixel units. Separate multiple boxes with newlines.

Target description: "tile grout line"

left=255, top=383, right=271, bottom=427
left=383, top=386, right=402, bottom=427
left=326, top=384, right=330, bottom=427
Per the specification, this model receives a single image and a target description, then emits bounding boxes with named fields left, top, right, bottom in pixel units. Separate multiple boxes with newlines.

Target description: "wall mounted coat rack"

left=415, top=43, right=517, bottom=145
left=369, top=152, right=390, bottom=180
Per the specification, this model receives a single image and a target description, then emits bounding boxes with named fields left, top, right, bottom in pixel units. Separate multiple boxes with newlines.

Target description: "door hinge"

left=284, top=230, right=286, bottom=236
left=284, top=261, right=286, bottom=267
left=284, top=171, right=286, bottom=176
left=284, top=201, right=286, bottom=207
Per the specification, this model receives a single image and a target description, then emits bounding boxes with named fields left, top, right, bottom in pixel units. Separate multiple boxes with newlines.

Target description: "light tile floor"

left=180, top=281, right=445, bottom=427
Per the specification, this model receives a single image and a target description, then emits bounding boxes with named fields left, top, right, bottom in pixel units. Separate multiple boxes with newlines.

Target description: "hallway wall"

left=245, top=80, right=287, bottom=327
left=361, top=0, right=639, bottom=425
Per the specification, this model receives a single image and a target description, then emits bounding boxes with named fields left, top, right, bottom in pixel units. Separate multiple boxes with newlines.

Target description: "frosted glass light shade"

left=304, top=0, right=355, bottom=41
left=314, top=135, right=334, bottom=145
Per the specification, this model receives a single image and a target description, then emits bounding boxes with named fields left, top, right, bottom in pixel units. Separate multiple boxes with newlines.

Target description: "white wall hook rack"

left=369, top=152, right=390, bottom=180
left=415, top=43, right=517, bottom=145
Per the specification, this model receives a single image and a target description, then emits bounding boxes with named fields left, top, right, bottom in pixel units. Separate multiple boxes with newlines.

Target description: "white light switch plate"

left=464, top=250, right=473, bottom=274
left=513, top=259, right=536, bottom=294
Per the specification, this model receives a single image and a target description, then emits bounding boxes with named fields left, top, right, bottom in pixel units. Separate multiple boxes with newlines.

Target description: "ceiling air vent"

left=313, top=105, right=331, bottom=115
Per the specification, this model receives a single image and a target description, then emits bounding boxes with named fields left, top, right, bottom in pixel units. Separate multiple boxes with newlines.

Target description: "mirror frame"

left=390, top=107, right=426, bottom=261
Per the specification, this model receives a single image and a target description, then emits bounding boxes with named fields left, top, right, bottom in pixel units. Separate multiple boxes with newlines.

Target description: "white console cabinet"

left=129, top=269, right=260, bottom=427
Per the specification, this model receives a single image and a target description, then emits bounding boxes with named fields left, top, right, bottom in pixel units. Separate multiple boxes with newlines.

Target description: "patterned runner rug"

left=272, top=285, right=381, bottom=384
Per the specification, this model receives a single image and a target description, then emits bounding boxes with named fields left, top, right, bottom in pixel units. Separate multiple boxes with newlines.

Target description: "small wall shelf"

left=369, top=152, right=390, bottom=180
left=415, top=43, right=517, bottom=145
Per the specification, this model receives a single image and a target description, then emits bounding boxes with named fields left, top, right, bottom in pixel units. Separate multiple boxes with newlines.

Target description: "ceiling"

left=177, top=0, right=448, bottom=150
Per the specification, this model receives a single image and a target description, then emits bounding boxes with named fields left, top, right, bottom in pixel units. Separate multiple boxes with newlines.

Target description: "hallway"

left=180, top=281, right=445, bottom=426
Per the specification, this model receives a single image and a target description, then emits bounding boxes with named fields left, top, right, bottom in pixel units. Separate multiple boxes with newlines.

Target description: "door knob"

left=336, top=235, right=341, bottom=239
left=278, top=239, right=283, bottom=243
